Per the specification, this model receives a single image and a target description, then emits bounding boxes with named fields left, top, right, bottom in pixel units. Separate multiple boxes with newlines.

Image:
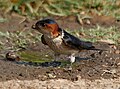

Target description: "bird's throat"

left=52, top=29, right=59, bottom=37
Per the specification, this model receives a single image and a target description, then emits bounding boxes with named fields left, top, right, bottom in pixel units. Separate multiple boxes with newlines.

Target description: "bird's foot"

left=68, top=65, right=73, bottom=70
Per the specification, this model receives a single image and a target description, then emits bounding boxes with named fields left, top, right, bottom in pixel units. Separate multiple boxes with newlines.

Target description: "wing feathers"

left=41, top=35, right=48, bottom=45
left=61, top=29, right=96, bottom=50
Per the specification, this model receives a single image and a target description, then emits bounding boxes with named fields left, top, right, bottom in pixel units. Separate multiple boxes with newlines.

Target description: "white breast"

left=52, top=36, right=62, bottom=44
left=43, top=31, right=78, bottom=55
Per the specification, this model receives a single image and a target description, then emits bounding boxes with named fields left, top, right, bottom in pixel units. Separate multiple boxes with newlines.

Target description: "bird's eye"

left=41, top=23, right=46, bottom=27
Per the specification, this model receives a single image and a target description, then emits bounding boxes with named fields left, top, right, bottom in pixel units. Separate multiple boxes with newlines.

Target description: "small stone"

left=117, top=63, right=120, bottom=66
left=45, top=55, right=49, bottom=57
left=6, top=51, right=20, bottom=61
left=86, top=19, right=91, bottom=24
left=115, top=50, right=120, bottom=54
left=113, top=45, right=117, bottom=50
left=79, top=32, right=86, bottom=36
left=48, top=74, right=56, bottom=78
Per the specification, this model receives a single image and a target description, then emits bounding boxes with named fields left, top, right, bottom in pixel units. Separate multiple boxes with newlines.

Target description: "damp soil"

left=0, top=12, right=120, bottom=88
left=0, top=42, right=120, bottom=82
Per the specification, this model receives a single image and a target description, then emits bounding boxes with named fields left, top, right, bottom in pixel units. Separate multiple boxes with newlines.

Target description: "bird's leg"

left=68, top=53, right=76, bottom=70
left=54, top=53, right=60, bottom=62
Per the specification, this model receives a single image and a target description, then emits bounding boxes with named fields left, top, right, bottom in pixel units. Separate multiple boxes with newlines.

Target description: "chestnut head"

left=32, top=19, right=59, bottom=37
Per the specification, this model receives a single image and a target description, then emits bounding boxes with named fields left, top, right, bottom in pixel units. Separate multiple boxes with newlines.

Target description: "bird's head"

left=32, top=19, right=60, bottom=37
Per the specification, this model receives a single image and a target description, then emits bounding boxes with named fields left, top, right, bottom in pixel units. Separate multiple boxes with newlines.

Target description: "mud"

left=0, top=42, right=119, bottom=82
left=0, top=12, right=120, bottom=88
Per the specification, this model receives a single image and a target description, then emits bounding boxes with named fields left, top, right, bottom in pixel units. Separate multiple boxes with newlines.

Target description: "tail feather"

left=86, top=46, right=107, bottom=51
left=79, top=41, right=107, bottom=51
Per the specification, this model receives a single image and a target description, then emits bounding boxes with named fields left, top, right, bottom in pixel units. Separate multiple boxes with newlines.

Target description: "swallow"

left=32, top=19, right=102, bottom=66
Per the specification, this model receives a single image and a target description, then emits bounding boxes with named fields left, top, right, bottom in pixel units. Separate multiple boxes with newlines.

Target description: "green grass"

left=67, top=26, right=120, bottom=45
left=0, top=25, right=119, bottom=63
left=19, top=50, right=70, bottom=66
left=0, top=30, right=42, bottom=51
left=0, top=17, right=8, bottom=22
left=0, top=0, right=119, bottom=64
left=19, top=51, right=53, bottom=62
left=0, top=25, right=119, bottom=54
left=0, top=0, right=120, bottom=18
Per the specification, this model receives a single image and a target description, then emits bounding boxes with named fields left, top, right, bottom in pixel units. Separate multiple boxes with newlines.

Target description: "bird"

left=32, top=19, right=102, bottom=67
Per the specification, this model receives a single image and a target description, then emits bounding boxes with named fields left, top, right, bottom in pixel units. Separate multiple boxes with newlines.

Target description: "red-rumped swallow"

left=32, top=19, right=101, bottom=66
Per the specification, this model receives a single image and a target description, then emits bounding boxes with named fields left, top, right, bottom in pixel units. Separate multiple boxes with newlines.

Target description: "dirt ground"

left=0, top=12, right=120, bottom=89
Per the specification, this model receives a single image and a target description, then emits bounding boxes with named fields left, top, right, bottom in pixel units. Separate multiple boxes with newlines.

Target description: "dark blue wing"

left=62, top=30, right=95, bottom=50
left=41, top=35, right=48, bottom=45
